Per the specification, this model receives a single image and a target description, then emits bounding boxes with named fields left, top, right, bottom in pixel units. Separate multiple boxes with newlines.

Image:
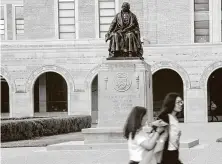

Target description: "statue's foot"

left=140, top=56, right=144, bottom=60
left=129, top=52, right=132, bottom=57
left=109, top=52, right=114, bottom=57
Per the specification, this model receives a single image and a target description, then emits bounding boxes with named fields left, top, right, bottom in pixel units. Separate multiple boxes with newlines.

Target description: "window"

left=0, top=6, right=5, bottom=40
left=98, top=0, right=116, bottom=38
left=194, top=0, right=209, bottom=43
left=58, top=0, right=75, bottom=39
left=15, top=6, right=24, bottom=40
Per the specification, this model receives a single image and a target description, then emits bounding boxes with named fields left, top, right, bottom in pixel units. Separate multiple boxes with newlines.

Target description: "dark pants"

left=162, top=150, right=182, bottom=164
left=129, top=161, right=139, bottom=164
left=211, top=110, right=218, bottom=121
left=129, top=161, right=161, bottom=164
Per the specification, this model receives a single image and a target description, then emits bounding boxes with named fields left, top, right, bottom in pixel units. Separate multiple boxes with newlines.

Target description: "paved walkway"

left=1, top=123, right=222, bottom=164
left=1, top=132, right=84, bottom=148
left=1, top=142, right=222, bottom=164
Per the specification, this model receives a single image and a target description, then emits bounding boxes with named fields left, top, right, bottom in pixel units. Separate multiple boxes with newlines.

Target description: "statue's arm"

left=107, top=15, right=117, bottom=34
left=105, top=15, right=117, bottom=42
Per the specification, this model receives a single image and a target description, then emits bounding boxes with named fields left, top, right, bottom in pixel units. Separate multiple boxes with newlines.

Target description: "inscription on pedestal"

left=101, top=95, right=138, bottom=126
left=104, top=95, right=137, bottom=111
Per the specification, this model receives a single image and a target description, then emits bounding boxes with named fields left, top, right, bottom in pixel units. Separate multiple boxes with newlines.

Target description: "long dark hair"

left=158, top=92, right=181, bottom=121
left=123, top=106, right=147, bottom=140
left=158, top=92, right=182, bottom=163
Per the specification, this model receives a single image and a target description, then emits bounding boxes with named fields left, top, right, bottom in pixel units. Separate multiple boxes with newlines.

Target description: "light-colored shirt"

left=168, top=114, right=181, bottom=150
left=128, top=130, right=149, bottom=162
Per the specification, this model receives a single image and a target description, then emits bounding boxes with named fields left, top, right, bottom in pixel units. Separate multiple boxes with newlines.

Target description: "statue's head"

left=122, top=2, right=130, bottom=12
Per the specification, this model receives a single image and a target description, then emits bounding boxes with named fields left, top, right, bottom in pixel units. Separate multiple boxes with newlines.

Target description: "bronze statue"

left=105, top=2, right=143, bottom=59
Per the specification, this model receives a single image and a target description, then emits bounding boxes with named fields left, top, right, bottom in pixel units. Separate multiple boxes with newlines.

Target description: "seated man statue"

left=105, top=2, right=143, bottom=59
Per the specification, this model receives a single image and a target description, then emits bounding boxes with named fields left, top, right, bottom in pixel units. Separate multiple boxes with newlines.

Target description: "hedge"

left=1, top=116, right=91, bottom=142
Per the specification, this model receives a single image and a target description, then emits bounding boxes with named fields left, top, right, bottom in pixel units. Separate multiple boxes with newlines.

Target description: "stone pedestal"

left=98, top=59, right=153, bottom=127
left=83, top=59, right=153, bottom=143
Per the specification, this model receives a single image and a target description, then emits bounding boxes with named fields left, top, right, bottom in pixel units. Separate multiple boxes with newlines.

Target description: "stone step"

left=47, top=139, right=199, bottom=151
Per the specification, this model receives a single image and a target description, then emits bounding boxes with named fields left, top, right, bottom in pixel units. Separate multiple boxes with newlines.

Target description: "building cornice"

left=1, top=39, right=222, bottom=51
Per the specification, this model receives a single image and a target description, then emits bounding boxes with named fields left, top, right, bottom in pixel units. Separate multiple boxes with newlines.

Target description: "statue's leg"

left=127, top=33, right=133, bottom=53
left=125, top=32, right=135, bottom=57
left=114, top=33, right=120, bottom=51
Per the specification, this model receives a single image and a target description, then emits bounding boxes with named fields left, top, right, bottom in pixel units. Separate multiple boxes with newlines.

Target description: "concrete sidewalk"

left=1, top=132, right=84, bottom=148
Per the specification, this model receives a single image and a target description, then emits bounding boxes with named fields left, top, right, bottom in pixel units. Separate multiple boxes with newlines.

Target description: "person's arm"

left=140, top=127, right=164, bottom=150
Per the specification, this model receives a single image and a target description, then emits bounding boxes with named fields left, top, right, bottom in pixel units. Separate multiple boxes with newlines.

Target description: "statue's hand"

left=122, top=29, right=127, bottom=33
left=116, top=30, right=123, bottom=37
left=105, top=33, right=110, bottom=42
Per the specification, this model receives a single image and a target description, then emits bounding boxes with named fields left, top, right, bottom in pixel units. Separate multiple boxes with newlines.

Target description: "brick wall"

left=24, top=0, right=55, bottom=39
left=155, top=0, right=192, bottom=44
left=78, top=0, right=96, bottom=38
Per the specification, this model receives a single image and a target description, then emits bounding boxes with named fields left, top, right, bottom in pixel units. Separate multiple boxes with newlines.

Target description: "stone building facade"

left=1, top=0, right=222, bottom=123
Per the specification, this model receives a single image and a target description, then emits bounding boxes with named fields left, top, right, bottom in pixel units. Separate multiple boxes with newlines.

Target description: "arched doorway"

left=1, top=76, right=9, bottom=114
left=207, top=68, right=222, bottom=122
left=153, top=69, right=184, bottom=122
left=91, top=75, right=98, bottom=124
left=33, top=72, right=68, bottom=114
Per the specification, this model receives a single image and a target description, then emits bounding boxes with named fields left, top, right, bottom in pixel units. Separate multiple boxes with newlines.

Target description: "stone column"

left=23, top=0, right=55, bottom=39
left=210, top=0, right=221, bottom=43
left=39, top=74, right=47, bottom=113
left=6, top=4, right=13, bottom=40
left=186, top=89, right=207, bottom=123
left=69, top=90, right=91, bottom=115
left=11, top=92, right=33, bottom=118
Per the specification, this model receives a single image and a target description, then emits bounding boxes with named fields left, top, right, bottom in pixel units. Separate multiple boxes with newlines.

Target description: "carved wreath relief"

left=113, top=72, right=132, bottom=92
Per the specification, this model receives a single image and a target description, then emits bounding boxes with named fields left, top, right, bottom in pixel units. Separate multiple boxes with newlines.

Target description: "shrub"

left=1, top=116, right=91, bottom=142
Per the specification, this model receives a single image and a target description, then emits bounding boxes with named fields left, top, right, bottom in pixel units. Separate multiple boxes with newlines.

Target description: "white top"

left=168, top=114, right=181, bottom=150
left=128, top=130, right=149, bottom=162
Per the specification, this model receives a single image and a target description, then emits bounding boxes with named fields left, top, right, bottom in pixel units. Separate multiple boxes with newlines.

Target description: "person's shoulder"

left=134, top=130, right=148, bottom=142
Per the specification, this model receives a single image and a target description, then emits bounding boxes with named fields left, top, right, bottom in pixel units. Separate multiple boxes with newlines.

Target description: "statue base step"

left=81, top=127, right=199, bottom=148
left=47, top=138, right=199, bottom=151
left=106, top=57, right=144, bottom=60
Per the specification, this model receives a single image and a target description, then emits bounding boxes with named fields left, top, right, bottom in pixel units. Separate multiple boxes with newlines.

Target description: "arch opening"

left=33, top=72, right=68, bottom=115
left=207, top=68, right=222, bottom=122
left=91, top=75, right=98, bottom=124
left=152, top=69, right=184, bottom=122
left=1, top=75, right=9, bottom=115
